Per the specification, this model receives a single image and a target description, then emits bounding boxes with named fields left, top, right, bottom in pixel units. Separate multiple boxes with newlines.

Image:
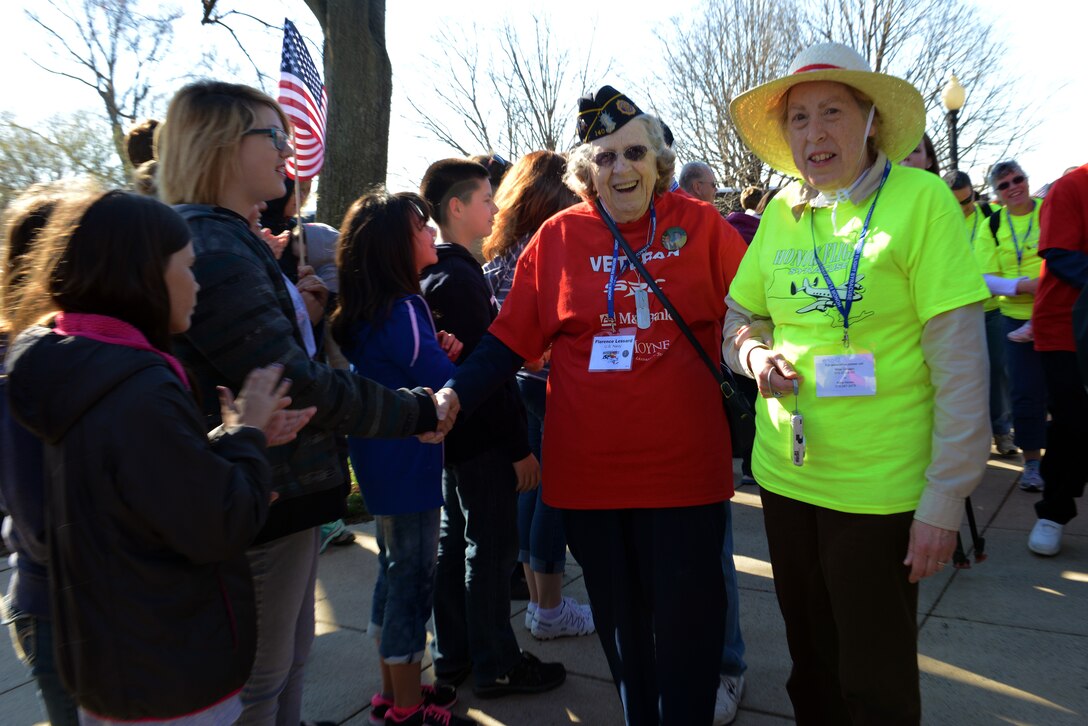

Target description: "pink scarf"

left=53, top=312, right=191, bottom=390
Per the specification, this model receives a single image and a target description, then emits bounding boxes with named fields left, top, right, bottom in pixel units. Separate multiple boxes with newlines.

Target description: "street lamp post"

left=942, top=72, right=966, bottom=172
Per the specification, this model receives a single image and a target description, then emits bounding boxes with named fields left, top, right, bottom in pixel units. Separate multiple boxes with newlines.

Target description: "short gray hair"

left=988, top=160, right=1025, bottom=189
left=678, top=161, right=713, bottom=193
left=564, top=115, right=677, bottom=202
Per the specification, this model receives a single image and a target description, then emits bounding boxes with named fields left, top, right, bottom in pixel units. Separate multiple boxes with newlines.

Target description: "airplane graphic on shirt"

left=790, top=274, right=865, bottom=314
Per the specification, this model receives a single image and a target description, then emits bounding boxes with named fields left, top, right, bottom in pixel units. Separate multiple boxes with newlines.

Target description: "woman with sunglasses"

left=986, top=160, right=1047, bottom=491
left=157, top=81, right=441, bottom=726
left=428, top=86, right=748, bottom=724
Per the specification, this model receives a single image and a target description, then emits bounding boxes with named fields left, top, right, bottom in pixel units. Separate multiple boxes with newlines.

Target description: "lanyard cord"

left=808, top=160, right=891, bottom=347
left=601, top=201, right=657, bottom=325
left=1006, top=207, right=1034, bottom=276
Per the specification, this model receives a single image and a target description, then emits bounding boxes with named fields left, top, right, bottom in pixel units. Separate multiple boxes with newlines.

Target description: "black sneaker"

left=434, top=662, right=472, bottom=689
left=384, top=703, right=476, bottom=726
left=472, top=651, right=566, bottom=699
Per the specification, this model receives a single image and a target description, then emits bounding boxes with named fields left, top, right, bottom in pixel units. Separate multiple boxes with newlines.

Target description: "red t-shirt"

left=489, top=192, right=747, bottom=509
left=1035, top=165, right=1088, bottom=352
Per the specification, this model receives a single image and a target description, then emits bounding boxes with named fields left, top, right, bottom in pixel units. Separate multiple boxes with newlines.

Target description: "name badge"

left=589, top=329, right=636, bottom=372
left=813, top=353, right=876, bottom=397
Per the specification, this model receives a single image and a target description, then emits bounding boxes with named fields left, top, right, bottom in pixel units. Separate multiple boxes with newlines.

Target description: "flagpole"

left=292, top=163, right=306, bottom=270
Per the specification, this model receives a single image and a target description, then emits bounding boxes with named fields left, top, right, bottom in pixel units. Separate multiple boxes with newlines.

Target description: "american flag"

left=278, top=19, right=327, bottom=180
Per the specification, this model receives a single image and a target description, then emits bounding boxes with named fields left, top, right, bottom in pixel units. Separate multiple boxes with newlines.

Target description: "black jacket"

left=7, top=326, right=272, bottom=720
left=172, top=205, right=437, bottom=542
left=421, top=243, right=529, bottom=465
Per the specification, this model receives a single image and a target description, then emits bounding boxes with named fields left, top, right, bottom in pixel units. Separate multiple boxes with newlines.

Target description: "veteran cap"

left=577, top=85, right=643, bottom=143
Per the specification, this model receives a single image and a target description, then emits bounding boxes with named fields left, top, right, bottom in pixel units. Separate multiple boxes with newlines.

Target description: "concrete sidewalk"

left=2, top=452, right=1086, bottom=724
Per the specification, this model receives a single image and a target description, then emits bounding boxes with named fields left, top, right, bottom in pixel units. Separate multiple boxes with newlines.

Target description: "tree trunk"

left=304, top=0, right=391, bottom=227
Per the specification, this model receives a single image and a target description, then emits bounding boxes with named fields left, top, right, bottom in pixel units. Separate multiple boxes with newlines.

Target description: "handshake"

left=417, top=387, right=461, bottom=444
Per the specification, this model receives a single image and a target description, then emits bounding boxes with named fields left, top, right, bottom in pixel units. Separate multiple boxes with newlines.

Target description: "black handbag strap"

left=594, top=199, right=747, bottom=406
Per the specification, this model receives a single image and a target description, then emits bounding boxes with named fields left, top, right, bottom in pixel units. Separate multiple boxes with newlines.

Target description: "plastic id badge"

left=588, top=329, right=636, bottom=372
left=813, top=352, right=876, bottom=397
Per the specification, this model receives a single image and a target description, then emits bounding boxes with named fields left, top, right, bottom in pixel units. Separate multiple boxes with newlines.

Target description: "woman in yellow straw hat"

left=723, top=42, right=991, bottom=724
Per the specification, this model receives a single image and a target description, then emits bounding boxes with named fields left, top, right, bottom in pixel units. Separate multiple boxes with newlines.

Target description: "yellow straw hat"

left=729, top=42, right=925, bottom=178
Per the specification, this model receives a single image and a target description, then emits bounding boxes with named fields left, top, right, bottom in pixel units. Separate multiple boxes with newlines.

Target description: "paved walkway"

left=2, top=452, right=1086, bottom=724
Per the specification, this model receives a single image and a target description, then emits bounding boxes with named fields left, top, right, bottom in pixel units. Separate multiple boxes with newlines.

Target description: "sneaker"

left=384, top=703, right=476, bottom=726
left=319, top=519, right=346, bottom=554
left=993, top=433, right=1018, bottom=458
left=472, top=651, right=566, bottom=699
left=1007, top=320, right=1034, bottom=343
left=712, top=674, right=746, bottom=726
left=738, top=474, right=758, bottom=487
left=370, top=684, right=458, bottom=725
left=524, top=602, right=537, bottom=630
left=531, top=598, right=595, bottom=640
left=1018, top=459, right=1045, bottom=492
left=525, top=597, right=591, bottom=630
left=434, top=663, right=472, bottom=689
left=1028, top=519, right=1063, bottom=556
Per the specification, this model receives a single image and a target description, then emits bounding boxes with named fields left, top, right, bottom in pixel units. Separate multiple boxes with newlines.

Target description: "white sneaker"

left=1028, top=519, right=1063, bottom=556
left=530, top=598, right=595, bottom=640
left=713, top=673, right=745, bottom=725
left=525, top=597, right=589, bottom=630
left=524, top=602, right=537, bottom=630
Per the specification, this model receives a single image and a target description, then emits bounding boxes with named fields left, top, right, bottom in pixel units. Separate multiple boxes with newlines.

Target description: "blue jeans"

left=369, top=509, right=441, bottom=663
left=431, top=448, right=521, bottom=684
left=985, top=309, right=1012, bottom=435
left=1003, top=315, right=1048, bottom=451
left=564, top=504, right=726, bottom=726
left=4, top=597, right=79, bottom=726
left=516, top=377, right=566, bottom=572
left=720, top=501, right=747, bottom=677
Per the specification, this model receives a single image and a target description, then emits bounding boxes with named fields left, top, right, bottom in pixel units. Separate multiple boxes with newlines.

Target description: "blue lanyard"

left=809, top=160, right=891, bottom=347
left=969, top=208, right=979, bottom=248
left=1006, top=207, right=1034, bottom=275
left=603, top=201, right=657, bottom=325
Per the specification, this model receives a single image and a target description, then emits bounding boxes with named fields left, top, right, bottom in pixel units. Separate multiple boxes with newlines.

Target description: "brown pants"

left=761, top=487, right=920, bottom=726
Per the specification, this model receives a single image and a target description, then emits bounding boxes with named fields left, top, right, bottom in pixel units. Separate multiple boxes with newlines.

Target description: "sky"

left=5, top=0, right=1086, bottom=203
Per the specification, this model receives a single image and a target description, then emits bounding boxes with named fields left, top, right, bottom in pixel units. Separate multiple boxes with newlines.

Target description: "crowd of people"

left=1, top=39, right=1086, bottom=726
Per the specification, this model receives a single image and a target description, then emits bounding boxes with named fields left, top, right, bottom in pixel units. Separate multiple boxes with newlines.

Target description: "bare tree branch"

left=25, top=0, right=180, bottom=175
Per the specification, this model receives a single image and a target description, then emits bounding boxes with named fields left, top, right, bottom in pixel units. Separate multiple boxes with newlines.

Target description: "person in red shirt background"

left=1028, top=162, right=1088, bottom=556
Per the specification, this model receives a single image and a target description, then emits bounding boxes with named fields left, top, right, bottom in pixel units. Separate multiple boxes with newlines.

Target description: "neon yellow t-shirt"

left=989, top=201, right=1043, bottom=320
left=730, top=164, right=990, bottom=515
left=964, top=205, right=1000, bottom=312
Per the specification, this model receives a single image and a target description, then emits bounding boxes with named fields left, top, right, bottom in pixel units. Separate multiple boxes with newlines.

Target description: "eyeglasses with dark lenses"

left=996, top=174, right=1026, bottom=192
left=958, top=194, right=974, bottom=206
left=593, top=145, right=649, bottom=167
left=244, top=127, right=289, bottom=151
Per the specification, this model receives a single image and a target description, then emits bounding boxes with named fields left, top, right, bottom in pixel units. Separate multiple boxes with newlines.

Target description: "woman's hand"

left=436, top=330, right=463, bottom=362
left=512, top=453, right=541, bottom=493
left=296, top=265, right=329, bottom=323
left=261, top=228, right=290, bottom=259
left=264, top=406, right=317, bottom=446
left=524, top=348, right=551, bottom=372
left=219, top=364, right=291, bottom=432
left=903, top=520, right=958, bottom=583
left=748, top=347, right=800, bottom=398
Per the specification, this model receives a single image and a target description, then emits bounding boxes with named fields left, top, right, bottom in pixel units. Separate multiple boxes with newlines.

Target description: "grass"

left=344, top=461, right=372, bottom=524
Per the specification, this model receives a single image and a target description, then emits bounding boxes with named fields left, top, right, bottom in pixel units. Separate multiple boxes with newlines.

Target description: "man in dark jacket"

left=420, top=159, right=566, bottom=699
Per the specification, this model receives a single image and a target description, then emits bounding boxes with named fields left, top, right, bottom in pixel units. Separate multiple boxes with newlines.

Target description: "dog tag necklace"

left=603, top=201, right=657, bottom=331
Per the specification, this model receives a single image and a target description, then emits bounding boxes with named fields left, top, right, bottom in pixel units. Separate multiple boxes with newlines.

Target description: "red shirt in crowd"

left=1034, top=164, right=1088, bottom=352
left=489, top=192, right=747, bottom=509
